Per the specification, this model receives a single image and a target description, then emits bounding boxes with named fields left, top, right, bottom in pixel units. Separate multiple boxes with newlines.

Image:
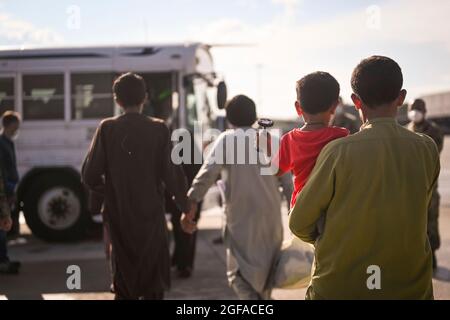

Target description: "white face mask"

left=408, top=110, right=425, bottom=124
left=10, top=130, right=20, bottom=141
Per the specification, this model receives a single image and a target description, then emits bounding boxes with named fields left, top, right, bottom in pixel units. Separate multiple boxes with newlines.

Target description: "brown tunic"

left=82, top=113, right=188, bottom=299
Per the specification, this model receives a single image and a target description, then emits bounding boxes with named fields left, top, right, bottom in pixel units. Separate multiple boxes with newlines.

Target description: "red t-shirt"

left=276, top=127, right=349, bottom=208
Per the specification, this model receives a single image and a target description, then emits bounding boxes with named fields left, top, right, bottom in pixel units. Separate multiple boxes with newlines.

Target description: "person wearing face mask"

left=408, top=99, right=444, bottom=271
left=0, top=111, right=21, bottom=237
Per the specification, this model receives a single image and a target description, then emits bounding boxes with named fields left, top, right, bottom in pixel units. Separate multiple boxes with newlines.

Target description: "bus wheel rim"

left=37, top=187, right=81, bottom=230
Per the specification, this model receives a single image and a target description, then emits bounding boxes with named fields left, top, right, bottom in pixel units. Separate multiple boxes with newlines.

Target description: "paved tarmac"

left=1, top=137, right=450, bottom=300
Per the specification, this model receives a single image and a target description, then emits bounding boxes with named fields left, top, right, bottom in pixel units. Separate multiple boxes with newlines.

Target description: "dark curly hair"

left=296, top=72, right=340, bottom=115
left=113, top=72, right=147, bottom=108
left=2, top=111, right=21, bottom=128
left=351, top=56, right=403, bottom=108
left=225, top=95, right=257, bottom=127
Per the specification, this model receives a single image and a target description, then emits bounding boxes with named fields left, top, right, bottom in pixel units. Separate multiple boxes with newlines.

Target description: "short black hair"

left=2, top=111, right=21, bottom=128
left=296, top=72, right=340, bottom=115
left=351, top=56, right=403, bottom=108
left=113, top=72, right=147, bottom=108
left=225, top=95, right=257, bottom=127
left=410, top=99, right=427, bottom=113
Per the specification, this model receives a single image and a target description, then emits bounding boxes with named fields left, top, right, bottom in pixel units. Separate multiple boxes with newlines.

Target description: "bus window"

left=71, top=73, right=115, bottom=120
left=0, top=77, right=14, bottom=116
left=23, top=74, right=64, bottom=120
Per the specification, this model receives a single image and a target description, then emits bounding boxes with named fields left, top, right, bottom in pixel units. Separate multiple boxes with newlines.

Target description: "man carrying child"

left=290, top=56, right=439, bottom=300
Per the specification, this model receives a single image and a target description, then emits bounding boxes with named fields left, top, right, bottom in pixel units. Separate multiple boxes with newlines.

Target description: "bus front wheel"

left=22, top=173, right=90, bottom=242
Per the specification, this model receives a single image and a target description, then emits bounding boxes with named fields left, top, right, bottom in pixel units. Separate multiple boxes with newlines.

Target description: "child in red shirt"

left=275, top=72, right=350, bottom=208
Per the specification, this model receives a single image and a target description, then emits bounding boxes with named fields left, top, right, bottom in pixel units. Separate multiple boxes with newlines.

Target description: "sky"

left=1, top=0, right=450, bottom=119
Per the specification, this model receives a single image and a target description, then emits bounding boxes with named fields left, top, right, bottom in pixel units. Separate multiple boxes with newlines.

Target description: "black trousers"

left=168, top=162, right=203, bottom=271
left=169, top=202, right=202, bottom=271
left=7, top=199, right=20, bottom=236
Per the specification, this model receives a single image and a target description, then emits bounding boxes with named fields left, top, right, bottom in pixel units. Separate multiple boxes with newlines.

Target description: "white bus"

left=0, top=43, right=227, bottom=241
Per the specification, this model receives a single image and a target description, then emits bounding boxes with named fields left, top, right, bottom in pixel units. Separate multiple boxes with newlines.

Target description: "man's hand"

left=181, top=213, right=197, bottom=234
left=181, top=200, right=198, bottom=234
left=0, top=216, right=13, bottom=232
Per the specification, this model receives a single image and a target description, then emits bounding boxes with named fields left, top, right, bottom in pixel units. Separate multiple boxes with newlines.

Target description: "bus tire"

left=22, top=173, right=89, bottom=242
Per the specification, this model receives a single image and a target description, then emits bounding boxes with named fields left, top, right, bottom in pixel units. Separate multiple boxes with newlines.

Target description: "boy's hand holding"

left=0, top=216, right=12, bottom=232
left=181, top=200, right=198, bottom=234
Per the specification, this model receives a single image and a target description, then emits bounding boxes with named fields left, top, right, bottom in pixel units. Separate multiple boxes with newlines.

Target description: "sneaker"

left=0, top=261, right=21, bottom=275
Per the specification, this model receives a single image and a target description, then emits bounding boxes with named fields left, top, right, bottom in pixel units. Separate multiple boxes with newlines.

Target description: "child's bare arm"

left=289, top=146, right=336, bottom=244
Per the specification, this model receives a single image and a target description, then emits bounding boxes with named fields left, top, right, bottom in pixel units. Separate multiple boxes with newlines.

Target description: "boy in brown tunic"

left=82, top=73, right=188, bottom=300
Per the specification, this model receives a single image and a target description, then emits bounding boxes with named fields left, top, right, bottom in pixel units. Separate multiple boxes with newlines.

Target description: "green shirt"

left=289, top=118, right=440, bottom=300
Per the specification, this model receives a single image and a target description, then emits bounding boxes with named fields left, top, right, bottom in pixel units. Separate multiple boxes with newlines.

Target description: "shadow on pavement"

left=0, top=258, right=111, bottom=300
left=0, top=229, right=235, bottom=300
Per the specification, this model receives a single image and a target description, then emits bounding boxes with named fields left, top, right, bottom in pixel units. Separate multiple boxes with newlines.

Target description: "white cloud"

left=202, top=0, right=450, bottom=51
left=191, top=0, right=450, bottom=119
left=272, top=0, right=301, bottom=22
left=235, top=0, right=261, bottom=9
left=0, top=12, right=63, bottom=45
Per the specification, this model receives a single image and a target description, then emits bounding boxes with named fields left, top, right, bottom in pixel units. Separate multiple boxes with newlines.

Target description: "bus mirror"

left=217, top=81, right=227, bottom=110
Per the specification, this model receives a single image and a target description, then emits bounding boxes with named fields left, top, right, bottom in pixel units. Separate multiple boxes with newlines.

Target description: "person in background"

left=0, top=164, right=20, bottom=274
left=143, top=85, right=203, bottom=279
left=408, top=98, right=444, bottom=271
left=290, top=56, right=439, bottom=300
left=332, top=97, right=362, bottom=134
left=0, top=111, right=21, bottom=237
left=168, top=164, right=203, bottom=278
left=183, top=95, right=283, bottom=300
left=82, top=73, right=188, bottom=300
